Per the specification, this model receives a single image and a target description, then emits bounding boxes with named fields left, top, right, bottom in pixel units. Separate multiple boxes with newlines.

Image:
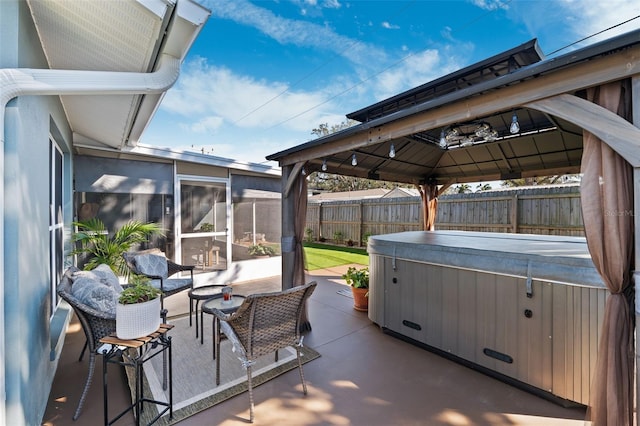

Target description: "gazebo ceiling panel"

left=509, top=138, right=545, bottom=157
left=310, top=124, right=584, bottom=185
left=463, top=147, right=495, bottom=163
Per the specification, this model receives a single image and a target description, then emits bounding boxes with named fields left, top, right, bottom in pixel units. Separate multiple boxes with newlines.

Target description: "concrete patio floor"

left=43, top=265, right=587, bottom=426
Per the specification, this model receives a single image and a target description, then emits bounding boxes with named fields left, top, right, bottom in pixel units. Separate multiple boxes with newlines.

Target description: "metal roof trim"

left=125, top=144, right=282, bottom=176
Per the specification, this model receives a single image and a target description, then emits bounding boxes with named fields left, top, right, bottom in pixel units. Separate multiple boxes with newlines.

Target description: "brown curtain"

left=582, top=81, right=634, bottom=426
left=292, top=169, right=311, bottom=331
left=417, top=182, right=438, bottom=231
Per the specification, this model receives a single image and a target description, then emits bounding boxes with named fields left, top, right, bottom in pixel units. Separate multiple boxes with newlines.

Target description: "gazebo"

left=268, top=29, right=640, bottom=425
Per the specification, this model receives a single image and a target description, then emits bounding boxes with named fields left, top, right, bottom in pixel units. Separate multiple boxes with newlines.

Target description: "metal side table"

left=201, top=294, right=245, bottom=360
left=99, top=324, right=174, bottom=426
left=188, top=285, right=225, bottom=342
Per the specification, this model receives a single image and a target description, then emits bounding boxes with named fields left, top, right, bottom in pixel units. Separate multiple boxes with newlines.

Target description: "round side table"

left=188, top=285, right=225, bottom=340
left=201, top=294, right=246, bottom=356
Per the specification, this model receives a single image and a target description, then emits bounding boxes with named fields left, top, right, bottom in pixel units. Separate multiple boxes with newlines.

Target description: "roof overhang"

left=74, top=143, right=281, bottom=177
left=267, top=29, right=640, bottom=187
left=25, top=0, right=210, bottom=150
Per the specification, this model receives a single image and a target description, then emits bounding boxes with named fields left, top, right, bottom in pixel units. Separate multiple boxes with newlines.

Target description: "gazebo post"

left=281, top=164, right=295, bottom=290
left=634, top=167, right=639, bottom=426
left=633, top=75, right=640, bottom=426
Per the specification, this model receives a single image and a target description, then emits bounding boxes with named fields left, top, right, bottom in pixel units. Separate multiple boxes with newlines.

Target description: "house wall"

left=75, top=153, right=283, bottom=285
left=2, top=1, right=75, bottom=424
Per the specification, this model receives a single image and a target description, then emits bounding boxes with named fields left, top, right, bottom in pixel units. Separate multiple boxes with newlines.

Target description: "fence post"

left=511, top=194, right=519, bottom=233
left=318, top=202, right=323, bottom=240
left=358, top=201, right=363, bottom=246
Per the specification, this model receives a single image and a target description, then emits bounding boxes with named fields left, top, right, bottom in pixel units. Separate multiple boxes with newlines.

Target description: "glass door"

left=177, top=178, right=229, bottom=273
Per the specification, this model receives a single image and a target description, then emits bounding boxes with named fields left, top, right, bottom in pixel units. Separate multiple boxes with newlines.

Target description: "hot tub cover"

left=368, top=231, right=604, bottom=288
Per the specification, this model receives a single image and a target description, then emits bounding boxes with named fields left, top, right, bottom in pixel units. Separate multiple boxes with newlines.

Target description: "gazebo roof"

left=267, top=29, right=640, bottom=187
left=346, top=38, right=544, bottom=123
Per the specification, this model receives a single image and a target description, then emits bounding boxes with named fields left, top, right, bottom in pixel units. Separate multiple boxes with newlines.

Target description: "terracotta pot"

left=351, top=287, right=368, bottom=312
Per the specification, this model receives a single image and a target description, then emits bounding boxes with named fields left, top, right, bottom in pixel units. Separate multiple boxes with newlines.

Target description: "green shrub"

left=119, top=277, right=161, bottom=304
left=248, top=243, right=276, bottom=256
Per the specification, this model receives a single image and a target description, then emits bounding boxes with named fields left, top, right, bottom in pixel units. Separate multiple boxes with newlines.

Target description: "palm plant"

left=71, top=218, right=164, bottom=276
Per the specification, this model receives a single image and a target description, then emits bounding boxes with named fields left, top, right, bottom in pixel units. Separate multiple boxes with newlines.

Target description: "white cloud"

left=381, top=21, right=400, bottom=30
left=186, top=116, right=224, bottom=134
left=321, top=0, right=341, bottom=9
left=470, top=0, right=510, bottom=11
left=371, top=49, right=464, bottom=100
left=441, top=26, right=454, bottom=42
left=160, top=57, right=355, bottom=136
left=507, top=0, right=640, bottom=54
left=204, top=0, right=386, bottom=67
left=558, top=0, right=640, bottom=44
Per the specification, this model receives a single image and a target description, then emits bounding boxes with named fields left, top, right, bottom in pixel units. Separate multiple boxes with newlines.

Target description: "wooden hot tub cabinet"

left=367, top=231, right=607, bottom=406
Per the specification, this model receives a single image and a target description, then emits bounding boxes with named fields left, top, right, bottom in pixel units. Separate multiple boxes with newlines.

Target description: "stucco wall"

left=2, top=1, right=74, bottom=424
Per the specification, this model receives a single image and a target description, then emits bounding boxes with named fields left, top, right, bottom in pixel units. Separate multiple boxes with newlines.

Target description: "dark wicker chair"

left=210, top=281, right=317, bottom=423
left=122, top=248, right=194, bottom=320
left=56, top=266, right=116, bottom=421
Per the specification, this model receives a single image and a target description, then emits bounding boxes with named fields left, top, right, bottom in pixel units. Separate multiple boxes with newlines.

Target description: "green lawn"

left=303, top=242, right=368, bottom=271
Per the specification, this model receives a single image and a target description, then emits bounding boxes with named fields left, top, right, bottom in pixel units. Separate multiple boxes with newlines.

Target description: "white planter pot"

left=116, top=297, right=161, bottom=339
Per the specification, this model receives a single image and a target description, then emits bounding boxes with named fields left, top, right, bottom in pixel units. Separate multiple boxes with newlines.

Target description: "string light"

left=389, top=144, right=396, bottom=158
left=510, top=112, right=520, bottom=134
left=439, top=130, right=448, bottom=148
left=351, top=153, right=357, bottom=166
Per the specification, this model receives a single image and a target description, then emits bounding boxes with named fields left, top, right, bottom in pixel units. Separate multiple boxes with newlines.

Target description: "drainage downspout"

left=0, top=52, right=180, bottom=424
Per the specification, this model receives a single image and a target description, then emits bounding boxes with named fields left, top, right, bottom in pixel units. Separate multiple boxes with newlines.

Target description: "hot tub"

left=368, top=230, right=606, bottom=406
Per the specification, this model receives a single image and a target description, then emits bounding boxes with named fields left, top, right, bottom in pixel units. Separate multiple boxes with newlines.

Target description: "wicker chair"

left=210, top=281, right=317, bottom=423
left=122, top=248, right=194, bottom=320
left=56, top=266, right=116, bottom=421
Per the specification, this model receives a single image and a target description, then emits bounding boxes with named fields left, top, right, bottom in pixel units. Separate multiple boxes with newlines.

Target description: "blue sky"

left=140, top=0, right=640, bottom=167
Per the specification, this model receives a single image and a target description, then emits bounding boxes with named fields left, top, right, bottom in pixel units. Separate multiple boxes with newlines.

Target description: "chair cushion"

left=73, top=264, right=123, bottom=293
left=134, top=253, right=168, bottom=279
left=71, top=277, right=119, bottom=316
left=149, top=278, right=192, bottom=293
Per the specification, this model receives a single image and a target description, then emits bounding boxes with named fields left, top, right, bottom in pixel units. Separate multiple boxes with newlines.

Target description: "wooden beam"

left=281, top=165, right=295, bottom=290
left=526, top=94, right=640, bottom=167
left=277, top=45, right=640, bottom=166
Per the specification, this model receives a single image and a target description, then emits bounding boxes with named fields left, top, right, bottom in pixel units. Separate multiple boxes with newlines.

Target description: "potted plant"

left=71, top=218, right=163, bottom=277
left=342, top=266, right=369, bottom=312
left=116, top=275, right=162, bottom=339
left=248, top=243, right=276, bottom=257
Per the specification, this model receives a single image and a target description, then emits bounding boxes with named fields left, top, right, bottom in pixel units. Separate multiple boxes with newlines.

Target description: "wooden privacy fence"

left=305, top=185, right=584, bottom=246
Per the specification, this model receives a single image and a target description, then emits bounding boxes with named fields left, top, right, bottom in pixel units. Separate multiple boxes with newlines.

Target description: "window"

left=49, top=140, right=64, bottom=314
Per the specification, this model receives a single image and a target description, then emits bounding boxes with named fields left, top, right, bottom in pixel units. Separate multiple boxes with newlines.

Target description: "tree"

left=307, top=172, right=393, bottom=192
left=475, top=183, right=493, bottom=192
left=311, top=119, right=358, bottom=137
left=455, top=184, right=472, bottom=194
left=309, top=119, right=400, bottom=192
left=501, top=174, right=581, bottom=187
